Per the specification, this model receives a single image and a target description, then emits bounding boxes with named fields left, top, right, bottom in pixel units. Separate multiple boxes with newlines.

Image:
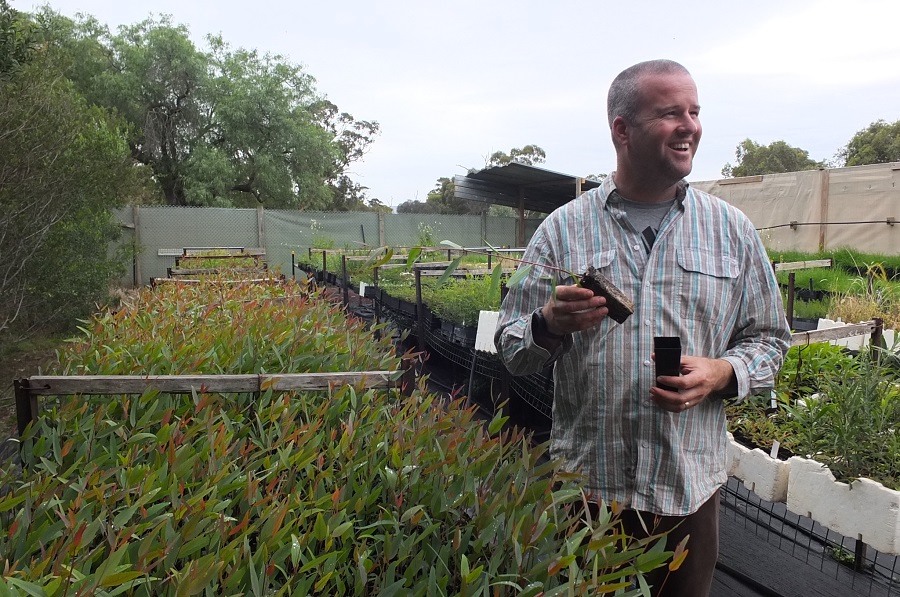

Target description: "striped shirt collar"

left=598, top=173, right=690, bottom=206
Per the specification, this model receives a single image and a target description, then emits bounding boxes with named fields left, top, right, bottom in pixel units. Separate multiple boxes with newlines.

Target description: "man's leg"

left=618, top=490, right=720, bottom=597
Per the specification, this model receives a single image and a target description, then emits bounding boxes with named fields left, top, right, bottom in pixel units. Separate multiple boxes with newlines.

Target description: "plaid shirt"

left=495, top=175, right=790, bottom=515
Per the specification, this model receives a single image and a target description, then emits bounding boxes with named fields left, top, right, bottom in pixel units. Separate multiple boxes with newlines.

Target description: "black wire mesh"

left=721, top=477, right=900, bottom=596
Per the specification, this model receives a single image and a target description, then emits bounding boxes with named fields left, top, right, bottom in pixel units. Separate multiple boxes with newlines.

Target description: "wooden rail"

left=14, top=360, right=416, bottom=437
left=150, top=277, right=285, bottom=286
left=773, top=259, right=832, bottom=272
left=790, top=319, right=882, bottom=348
left=774, top=259, right=833, bottom=330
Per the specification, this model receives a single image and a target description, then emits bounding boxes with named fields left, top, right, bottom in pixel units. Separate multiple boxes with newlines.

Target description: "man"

left=494, top=59, right=790, bottom=596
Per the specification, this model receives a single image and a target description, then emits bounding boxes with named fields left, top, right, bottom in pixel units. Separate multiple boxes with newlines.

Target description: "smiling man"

left=494, top=60, right=790, bottom=596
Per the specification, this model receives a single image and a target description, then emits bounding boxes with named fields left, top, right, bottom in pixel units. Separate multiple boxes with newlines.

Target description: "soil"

left=0, top=340, right=61, bottom=443
left=729, top=428, right=796, bottom=461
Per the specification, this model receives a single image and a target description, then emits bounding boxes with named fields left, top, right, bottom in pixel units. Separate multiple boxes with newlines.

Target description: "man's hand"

left=542, top=285, right=609, bottom=336
left=650, top=356, right=735, bottom=413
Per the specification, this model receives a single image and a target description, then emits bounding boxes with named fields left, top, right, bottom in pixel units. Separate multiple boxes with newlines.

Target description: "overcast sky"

left=15, top=0, right=900, bottom=208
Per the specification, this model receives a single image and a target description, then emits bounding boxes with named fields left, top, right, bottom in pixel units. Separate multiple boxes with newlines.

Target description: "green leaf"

left=440, top=240, right=463, bottom=250
left=487, top=412, right=508, bottom=436
left=4, top=578, right=45, bottom=597
left=463, top=565, right=484, bottom=585
left=482, top=237, right=502, bottom=255
left=290, top=534, right=302, bottom=567
left=377, top=579, right=408, bottom=597
left=331, top=521, right=353, bottom=538
left=518, top=582, right=545, bottom=597
left=406, top=247, right=422, bottom=270
left=434, top=257, right=463, bottom=287
left=489, top=262, right=503, bottom=303
left=364, top=246, right=394, bottom=269
left=99, top=571, right=145, bottom=587
left=314, top=513, right=328, bottom=541
left=505, top=264, right=532, bottom=288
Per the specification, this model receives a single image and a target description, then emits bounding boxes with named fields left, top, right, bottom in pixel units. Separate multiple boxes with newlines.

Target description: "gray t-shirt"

left=617, top=195, right=675, bottom=254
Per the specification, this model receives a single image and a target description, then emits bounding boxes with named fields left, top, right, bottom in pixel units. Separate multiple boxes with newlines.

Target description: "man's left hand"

left=650, top=356, right=735, bottom=413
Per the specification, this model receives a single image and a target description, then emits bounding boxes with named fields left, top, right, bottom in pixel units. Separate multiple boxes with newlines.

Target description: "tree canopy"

left=1, top=1, right=137, bottom=338
left=722, top=139, right=823, bottom=178
left=839, top=119, right=900, bottom=167
left=486, top=144, right=546, bottom=168
left=32, top=9, right=378, bottom=209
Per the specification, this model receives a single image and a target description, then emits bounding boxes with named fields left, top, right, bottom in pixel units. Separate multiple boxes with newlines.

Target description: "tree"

left=486, top=144, right=546, bottom=167
left=0, top=6, right=136, bottom=337
left=396, top=200, right=440, bottom=214
left=0, top=0, right=32, bottom=78
left=722, top=139, right=823, bottom=177
left=839, top=120, right=900, bottom=167
left=38, top=11, right=378, bottom=209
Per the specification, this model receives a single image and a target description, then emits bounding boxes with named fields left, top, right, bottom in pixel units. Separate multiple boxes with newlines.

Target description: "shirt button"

left=641, top=441, right=650, bottom=449
left=643, top=400, right=651, bottom=407
left=633, top=244, right=641, bottom=251
left=643, top=360, right=651, bottom=367
left=644, top=320, right=651, bottom=326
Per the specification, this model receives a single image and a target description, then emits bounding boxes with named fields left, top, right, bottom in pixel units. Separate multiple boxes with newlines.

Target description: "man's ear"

left=611, top=116, right=629, bottom=147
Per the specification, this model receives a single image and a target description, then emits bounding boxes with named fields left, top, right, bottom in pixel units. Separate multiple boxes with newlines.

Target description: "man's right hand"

left=542, top=285, right=609, bottom=336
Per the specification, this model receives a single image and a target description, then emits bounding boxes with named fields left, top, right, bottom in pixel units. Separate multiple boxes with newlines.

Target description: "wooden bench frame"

left=14, top=359, right=416, bottom=437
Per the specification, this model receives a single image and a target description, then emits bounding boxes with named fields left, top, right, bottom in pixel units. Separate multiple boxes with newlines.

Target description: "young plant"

left=2, top=278, right=677, bottom=595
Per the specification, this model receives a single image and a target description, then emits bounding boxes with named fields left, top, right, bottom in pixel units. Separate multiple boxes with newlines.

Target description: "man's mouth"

left=670, top=142, right=691, bottom=152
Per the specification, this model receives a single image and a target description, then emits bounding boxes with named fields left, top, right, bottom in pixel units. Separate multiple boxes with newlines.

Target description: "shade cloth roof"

left=452, top=162, right=601, bottom=214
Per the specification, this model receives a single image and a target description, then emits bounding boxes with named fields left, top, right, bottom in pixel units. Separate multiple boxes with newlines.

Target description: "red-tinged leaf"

left=332, top=486, right=342, bottom=507
left=195, top=392, right=212, bottom=411
left=610, top=499, right=622, bottom=516
left=60, top=439, right=73, bottom=458
left=229, top=512, right=250, bottom=537
left=547, top=558, right=563, bottom=577
left=669, top=535, right=690, bottom=571
left=72, top=522, right=86, bottom=548
left=266, top=474, right=281, bottom=494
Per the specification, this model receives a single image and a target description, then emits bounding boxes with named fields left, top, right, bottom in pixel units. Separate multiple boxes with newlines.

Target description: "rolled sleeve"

left=721, top=227, right=791, bottom=400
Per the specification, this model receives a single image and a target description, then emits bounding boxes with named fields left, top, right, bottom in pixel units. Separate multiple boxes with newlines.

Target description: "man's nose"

left=678, top=115, right=700, bottom=135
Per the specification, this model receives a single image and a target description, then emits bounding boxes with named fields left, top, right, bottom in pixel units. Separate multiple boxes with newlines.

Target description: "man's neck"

left=612, top=171, right=680, bottom=204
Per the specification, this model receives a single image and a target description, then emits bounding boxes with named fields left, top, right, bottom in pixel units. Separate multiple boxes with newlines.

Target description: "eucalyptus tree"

left=44, top=12, right=378, bottom=209
left=0, top=2, right=135, bottom=337
left=722, top=139, right=823, bottom=177
left=840, top=120, right=900, bottom=167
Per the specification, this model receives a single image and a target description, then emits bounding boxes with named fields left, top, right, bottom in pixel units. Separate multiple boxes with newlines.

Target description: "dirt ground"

left=0, top=340, right=61, bottom=441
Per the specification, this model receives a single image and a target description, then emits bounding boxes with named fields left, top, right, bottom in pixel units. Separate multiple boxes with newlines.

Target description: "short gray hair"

left=607, top=59, right=691, bottom=128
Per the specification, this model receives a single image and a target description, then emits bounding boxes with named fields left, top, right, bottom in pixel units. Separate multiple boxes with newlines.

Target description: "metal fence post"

left=342, top=255, right=350, bottom=308
left=256, top=205, right=266, bottom=249
left=132, top=204, right=142, bottom=287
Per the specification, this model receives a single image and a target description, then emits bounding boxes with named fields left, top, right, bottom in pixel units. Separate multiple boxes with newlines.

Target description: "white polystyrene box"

left=787, top=456, right=900, bottom=555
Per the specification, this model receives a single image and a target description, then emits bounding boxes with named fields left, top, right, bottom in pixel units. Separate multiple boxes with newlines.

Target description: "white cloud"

left=697, top=0, right=900, bottom=87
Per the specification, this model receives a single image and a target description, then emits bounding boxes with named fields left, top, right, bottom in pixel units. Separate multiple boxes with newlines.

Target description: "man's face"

left=621, top=72, right=702, bottom=186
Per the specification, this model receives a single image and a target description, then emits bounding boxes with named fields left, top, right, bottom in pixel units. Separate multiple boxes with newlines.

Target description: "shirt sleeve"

left=720, top=223, right=791, bottom=400
left=494, top=220, right=574, bottom=376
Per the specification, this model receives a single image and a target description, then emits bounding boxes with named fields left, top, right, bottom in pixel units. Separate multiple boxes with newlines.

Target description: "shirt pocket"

left=676, top=249, right=741, bottom=324
left=563, top=248, right=617, bottom=284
